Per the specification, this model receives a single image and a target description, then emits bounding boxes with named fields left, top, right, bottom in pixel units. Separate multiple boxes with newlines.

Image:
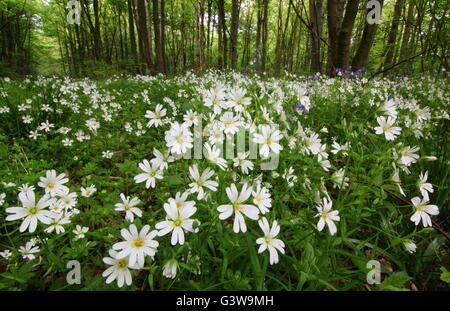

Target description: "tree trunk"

left=309, top=0, right=322, bottom=73
left=326, top=0, right=342, bottom=75
left=261, top=0, right=269, bottom=72
left=230, top=0, right=240, bottom=70
left=383, top=0, right=404, bottom=72
left=152, top=0, right=164, bottom=73
left=352, top=0, right=384, bottom=71
left=399, top=1, right=414, bottom=63
left=137, top=0, right=152, bottom=71
left=217, top=0, right=227, bottom=69
left=128, top=0, right=138, bottom=72
left=336, top=0, right=360, bottom=71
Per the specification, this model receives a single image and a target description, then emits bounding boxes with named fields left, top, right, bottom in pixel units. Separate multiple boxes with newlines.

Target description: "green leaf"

left=377, top=271, right=411, bottom=291
left=439, top=267, right=450, bottom=284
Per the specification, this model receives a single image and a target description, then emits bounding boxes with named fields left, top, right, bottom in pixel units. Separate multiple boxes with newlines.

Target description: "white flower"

left=145, top=104, right=167, bottom=128
left=86, top=118, right=100, bottom=133
left=45, top=213, right=70, bottom=234
left=252, top=185, right=272, bottom=214
left=183, top=109, right=199, bottom=126
left=256, top=217, right=285, bottom=265
left=331, top=168, right=349, bottom=189
left=378, top=98, right=397, bottom=118
left=6, top=190, right=54, bottom=233
left=219, top=111, right=241, bottom=135
left=81, top=185, right=97, bottom=197
left=0, top=193, right=5, bottom=206
left=165, top=122, right=193, bottom=155
left=73, top=225, right=89, bottom=239
left=418, top=171, right=433, bottom=199
left=207, top=124, right=225, bottom=145
left=253, top=125, right=283, bottom=158
left=331, top=141, right=350, bottom=156
left=162, top=259, right=179, bottom=279
left=62, top=138, right=73, bottom=146
left=296, top=87, right=311, bottom=110
left=150, top=148, right=174, bottom=171
left=188, top=165, right=218, bottom=200
left=115, top=193, right=142, bottom=223
left=58, top=189, right=78, bottom=210
left=29, top=130, right=41, bottom=140
left=38, top=120, right=54, bottom=132
left=2, top=182, right=16, bottom=188
left=112, top=224, right=159, bottom=268
left=19, top=242, right=40, bottom=260
left=282, top=167, right=298, bottom=187
left=410, top=197, right=439, bottom=227
left=38, top=170, right=69, bottom=197
left=168, top=192, right=196, bottom=210
left=315, top=197, right=340, bottom=236
left=102, top=150, right=114, bottom=159
left=404, top=241, right=417, bottom=254
left=392, top=166, right=405, bottom=196
left=18, top=184, right=35, bottom=195
left=374, top=116, right=402, bottom=141
left=217, top=183, right=260, bottom=233
left=102, top=249, right=138, bottom=287
left=304, top=133, right=322, bottom=155
left=233, top=152, right=254, bottom=175
left=155, top=198, right=198, bottom=245
left=204, top=143, right=227, bottom=170
left=227, top=87, right=251, bottom=112
left=204, top=87, right=226, bottom=114
left=49, top=200, right=64, bottom=213
left=0, top=250, right=12, bottom=260
left=134, top=159, right=163, bottom=188
left=399, top=146, right=420, bottom=167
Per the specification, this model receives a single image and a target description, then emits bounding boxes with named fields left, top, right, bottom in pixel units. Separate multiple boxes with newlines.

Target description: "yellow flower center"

left=117, top=259, right=128, bottom=269
left=173, top=219, right=182, bottom=227
left=132, top=239, right=144, bottom=248
left=176, top=136, right=184, bottom=144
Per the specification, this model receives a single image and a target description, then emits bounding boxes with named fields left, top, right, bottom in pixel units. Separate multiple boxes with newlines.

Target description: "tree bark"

left=309, top=0, right=322, bottom=73
left=335, top=0, right=360, bottom=71
left=352, top=0, right=384, bottom=71
left=152, top=0, right=164, bottom=73
left=383, top=0, right=404, bottom=72
left=230, top=0, right=240, bottom=70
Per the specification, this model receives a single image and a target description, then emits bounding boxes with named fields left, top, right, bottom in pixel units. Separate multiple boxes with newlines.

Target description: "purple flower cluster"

left=292, top=100, right=309, bottom=115
left=335, top=66, right=365, bottom=78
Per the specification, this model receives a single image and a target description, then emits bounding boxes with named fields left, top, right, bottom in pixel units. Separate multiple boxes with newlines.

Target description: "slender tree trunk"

left=309, top=0, right=322, bottom=73
left=274, top=0, right=283, bottom=75
left=336, top=0, right=360, bottom=71
left=152, top=0, right=164, bottom=72
left=261, top=0, right=269, bottom=72
left=128, top=0, right=138, bottom=72
left=160, top=0, right=167, bottom=73
left=352, top=0, right=384, bottom=71
left=94, top=0, right=102, bottom=61
left=399, top=1, right=414, bottom=62
left=326, top=0, right=342, bottom=75
left=218, top=0, right=228, bottom=68
left=383, top=0, right=404, bottom=72
left=196, top=0, right=205, bottom=71
left=137, top=0, right=152, bottom=71
left=230, top=0, right=240, bottom=70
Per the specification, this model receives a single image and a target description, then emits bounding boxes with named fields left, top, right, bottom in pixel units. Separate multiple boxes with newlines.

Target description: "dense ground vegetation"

left=0, top=71, right=448, bottom=290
